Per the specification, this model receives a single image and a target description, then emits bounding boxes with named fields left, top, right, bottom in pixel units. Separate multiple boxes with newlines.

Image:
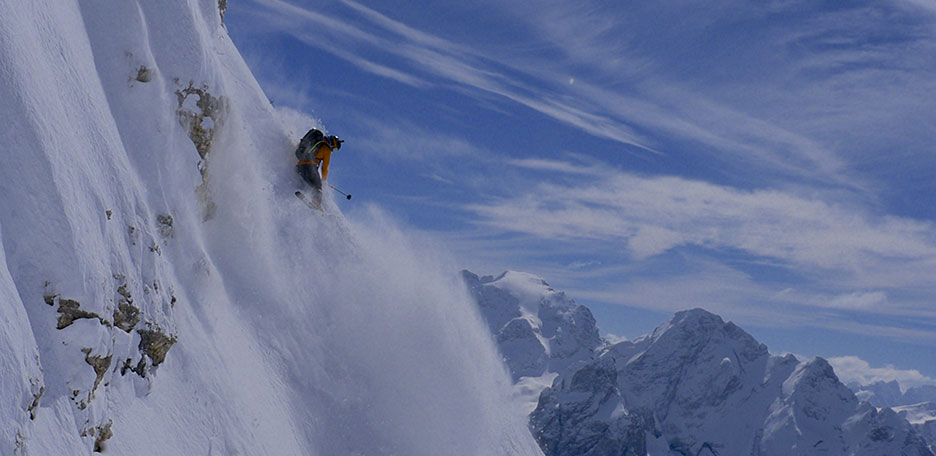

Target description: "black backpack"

left=295, top=128, right=325, bottom=159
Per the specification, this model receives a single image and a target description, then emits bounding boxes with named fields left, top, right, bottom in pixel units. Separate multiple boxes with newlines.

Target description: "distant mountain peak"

left=850, top=378, right=936, bottom=410
left=466, top=271, right=935, bottom=456
left=644, top=307, right=767, bottom=362
left=782, top=357, right=856, bottom=404
left=654, top=307, right=723, bottom=336
left=800, top=357, right=837, bottom=378
left=462, top=269, right=601, bottom=410
left=674, top=306, right=719, bottom=320
left=471, top=270, right=554, bottom=292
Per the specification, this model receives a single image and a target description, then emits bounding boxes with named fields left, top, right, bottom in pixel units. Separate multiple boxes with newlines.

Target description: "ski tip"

left=295, top=190, right=325, bottom=213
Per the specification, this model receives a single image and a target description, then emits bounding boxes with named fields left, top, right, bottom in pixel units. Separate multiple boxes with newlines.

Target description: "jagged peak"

left=462, top=269, right=549, bottom=287
left=800, top=357, right=836, bottom=376
left=463, top=270, right=569, bottom=306
left=672, top=307, right=722, bottom=324
left=784, top=357, right=856, bottom=401
left=653, top=308, right=732, bottom=339
left=644, top=307, right=767, bottom=359
left=490, top=270, right=550, bottom=287
left=869, top=379, right=902, bottom=388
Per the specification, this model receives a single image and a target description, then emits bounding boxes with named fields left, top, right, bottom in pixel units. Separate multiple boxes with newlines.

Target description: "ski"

left=295, top=190, right=324, bottom=213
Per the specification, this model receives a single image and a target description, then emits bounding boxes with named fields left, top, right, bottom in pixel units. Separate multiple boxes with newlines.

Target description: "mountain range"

left=465, top=269, right=936, bottom=456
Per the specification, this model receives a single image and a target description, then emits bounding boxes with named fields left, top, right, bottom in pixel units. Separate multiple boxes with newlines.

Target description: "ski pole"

left=329, top=184, right=352, bottom=200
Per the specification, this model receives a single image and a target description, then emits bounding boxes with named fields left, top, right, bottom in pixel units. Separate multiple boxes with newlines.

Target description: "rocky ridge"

left=462, top=270, right=603, bottom=411
left=464, top=271, right=936, bottom=455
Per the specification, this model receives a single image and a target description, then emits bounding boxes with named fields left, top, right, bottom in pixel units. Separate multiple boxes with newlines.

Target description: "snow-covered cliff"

left=462, top=270, right=602, bottom=412
left=0, top=1, right=542, bottom=454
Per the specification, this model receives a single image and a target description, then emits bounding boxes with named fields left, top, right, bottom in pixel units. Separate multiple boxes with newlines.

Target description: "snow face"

left=0, top=227, right=44, bottom=453
left=0, top=1, right=541, bottom=455
left=462, top=270, right=602, bottom=412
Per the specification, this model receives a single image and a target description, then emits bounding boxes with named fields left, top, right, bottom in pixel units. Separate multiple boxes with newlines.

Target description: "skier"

left=295, top=128, right=342, bottom=209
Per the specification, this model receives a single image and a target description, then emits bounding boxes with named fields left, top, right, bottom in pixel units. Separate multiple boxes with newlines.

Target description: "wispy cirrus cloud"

left=899, top=0, right=936, bottom=14
left=237, top=0, right=936, bottom=196
left=240, top=0, right=876, bottom=176
left=824, top=290, right=890, bottom=310
left=461, top=158, right=936, bottom=338
left=469, top=164, right=936, bottom=272
left=238, top=0, right=656, bottom=152
left=506, top=157, right=610, bottom=176
left=495, top=0, right=936, bottom=185
left=352, top=117, right=487, bottom=162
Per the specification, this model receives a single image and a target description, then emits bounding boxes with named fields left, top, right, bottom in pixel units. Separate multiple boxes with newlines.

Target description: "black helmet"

left=329, top=135, right=343, bottom=150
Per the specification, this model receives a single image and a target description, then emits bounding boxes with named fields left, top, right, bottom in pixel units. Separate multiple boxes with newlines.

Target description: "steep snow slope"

left=0, top=1, right=542, bottom=455
left=529, top=309, right=933, bottom=456
left=462, top=270, right=602, bottom=412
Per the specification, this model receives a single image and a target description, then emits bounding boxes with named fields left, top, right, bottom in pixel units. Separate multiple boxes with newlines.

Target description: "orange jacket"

left=312, top=143, right=333, bottom=180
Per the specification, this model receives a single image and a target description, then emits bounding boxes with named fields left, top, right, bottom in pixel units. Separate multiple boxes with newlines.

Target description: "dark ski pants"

left=297, top=163, right=323, bottom=205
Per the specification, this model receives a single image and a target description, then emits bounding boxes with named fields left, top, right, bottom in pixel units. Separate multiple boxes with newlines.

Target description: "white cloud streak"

left=506, top=158, right=609, bottom=176
left=353, top=117, right=487, bottom=162
left=469, top=168, right=936, bottom=272
left=828, top=355, right=936, bottom=390
left=825, top=290, right=889, bottom=310
left=461, top=161, right=936, bottom=336
left=896, top=0, right=936, bottom=15
left=235, top=1, right=661, bottom=155
left=479, top=0, right=936, bottom=190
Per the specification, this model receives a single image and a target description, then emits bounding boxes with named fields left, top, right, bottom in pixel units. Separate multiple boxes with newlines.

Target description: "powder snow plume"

left=0, top=0, right=541, bottom=454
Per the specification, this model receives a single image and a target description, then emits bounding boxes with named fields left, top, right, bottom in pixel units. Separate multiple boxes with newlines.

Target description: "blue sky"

left=227, top=0, right=936, bottom=386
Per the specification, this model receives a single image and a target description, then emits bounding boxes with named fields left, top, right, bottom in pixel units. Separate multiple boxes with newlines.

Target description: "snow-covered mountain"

left=896, top=402, right=936, bottom=453
left=463, top=271, right=934, bottom=455
left=907, top=388, right=936, bottom=407
left=530, top=308, right=934, bottom=455
left=462, top=270, right=602, bottom=412
left=848, top=381, right=936, bottom=450
left=851, top=380, right=936, bottom=408
left=851, top=380, right=906, bottom=407
left=0, top=1, right=542, bottom=455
